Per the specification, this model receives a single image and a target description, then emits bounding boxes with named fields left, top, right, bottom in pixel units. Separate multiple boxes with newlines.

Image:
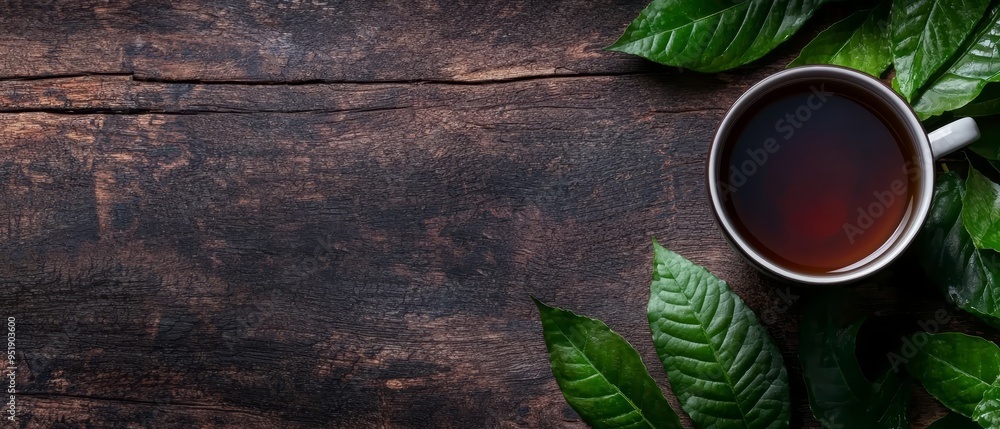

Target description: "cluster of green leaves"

left=535, top=242, right=791, bottom=429
left=535, top=243, right=932, bottom=428
left=607, top=0, right=1000, bottom=121
left=535, top=242, right=920, bottom=429
left=901, top=170, right=1000, bottom=428
left=535, top=241, right=1000, bottom=428
left=920, top=169, right=1000, bottom=328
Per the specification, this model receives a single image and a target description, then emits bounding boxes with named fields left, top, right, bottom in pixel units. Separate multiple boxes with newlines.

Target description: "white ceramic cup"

left=707, top=66, right=980, bottom=285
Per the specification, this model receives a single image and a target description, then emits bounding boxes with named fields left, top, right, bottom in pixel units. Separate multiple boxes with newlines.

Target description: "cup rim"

left=707, top=65, right=935, bottom=285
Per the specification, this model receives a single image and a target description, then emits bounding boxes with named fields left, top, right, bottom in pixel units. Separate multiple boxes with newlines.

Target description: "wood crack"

left=0, top=106, right=417, bottom=115
left=19, top=392, right=272, bottom=419
left=0, top=70, right=660, bottom=87
left=650, top=107, right=729, bottom=114
left=0, top=70, right=732, bottom=115
left=0, top=71, right=702, bottom=115
left=0, top=72, right=135, bottom=82
left=0, top=108, right=192, bottom=115
left=133, top=70, right=659, bottom=86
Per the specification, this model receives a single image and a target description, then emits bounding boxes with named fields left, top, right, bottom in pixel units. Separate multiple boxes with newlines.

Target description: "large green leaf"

left=911, top=5, right=1000, bottom=118
left=963, top=165, right=1000, bottom=252
left=927, top=413, right=984, bottom=429
left=974, top=384, right=1000, bottom=428
left=788, top=2, right=892, bottom=77
left=798, top=292, right=909, bottom=429
left=919, top=171, right=1000, bottom=327
left=647, top=241, right=789, bottom=429
left=891, top=0, right=991, bottom=102
left=533, top=298, right=683, bottom=429
left=907, top=332, right=1000, bottom=417
left=608, top=0, right=828, bottom=73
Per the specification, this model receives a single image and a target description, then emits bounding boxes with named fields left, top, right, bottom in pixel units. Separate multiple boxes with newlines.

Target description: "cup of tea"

left=707, top=65, right=980, bottom=285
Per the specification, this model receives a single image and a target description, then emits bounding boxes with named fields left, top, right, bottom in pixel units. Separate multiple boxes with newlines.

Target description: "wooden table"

left=0, top=1, right=975, bottom=428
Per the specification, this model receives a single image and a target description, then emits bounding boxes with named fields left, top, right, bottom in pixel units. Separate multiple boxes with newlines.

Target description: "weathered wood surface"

left=0, top=1, right=982, bottom=428
left=0, top=0, right=649, bottom=82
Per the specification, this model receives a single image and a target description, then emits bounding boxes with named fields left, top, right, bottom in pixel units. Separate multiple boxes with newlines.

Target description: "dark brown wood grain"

left=0, top=0, right=656, bottom=82
left=0, top=1, right=978, bottom=428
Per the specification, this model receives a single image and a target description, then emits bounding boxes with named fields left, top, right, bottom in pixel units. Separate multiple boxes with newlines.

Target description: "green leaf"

left=647, top=241, right=789, bottom=429
left=967, top=117, right=1000, bottom=159
left=788, top=2, right=892, bottom=77
left=953, top=85, right=1000, bottom=117
left=907, top=332, right=1000, bottom=416
left=974, top=384, right=1000, bottom=428
left=890, top=0, right=991, bottom=102
left=533, top=297, right=684, bottom=429
left=960, top=97, right=1000, bottom=117
left=927, top=413, right=984, bottom=429
left=919, top=171, right=1000, bottom=327
left=608, top=0, right=828, bottom=73
left=798, top=292, right=909, bottom=429
left=963, top=165, right=1000, bottom=252
left=954, top=89, right=1000, bottom=159
left=910, top=5, right=1000, bottom=118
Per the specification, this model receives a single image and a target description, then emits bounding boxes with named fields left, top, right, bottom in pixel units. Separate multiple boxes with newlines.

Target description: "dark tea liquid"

left=719, top=80, right=918, bottom=273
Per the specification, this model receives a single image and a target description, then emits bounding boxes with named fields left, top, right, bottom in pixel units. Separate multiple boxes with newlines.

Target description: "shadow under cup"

left=709, top=70, right=934, bottom=285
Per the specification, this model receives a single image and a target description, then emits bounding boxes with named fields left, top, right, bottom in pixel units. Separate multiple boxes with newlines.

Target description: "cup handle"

left=929, top=117, right=981, bottom=160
